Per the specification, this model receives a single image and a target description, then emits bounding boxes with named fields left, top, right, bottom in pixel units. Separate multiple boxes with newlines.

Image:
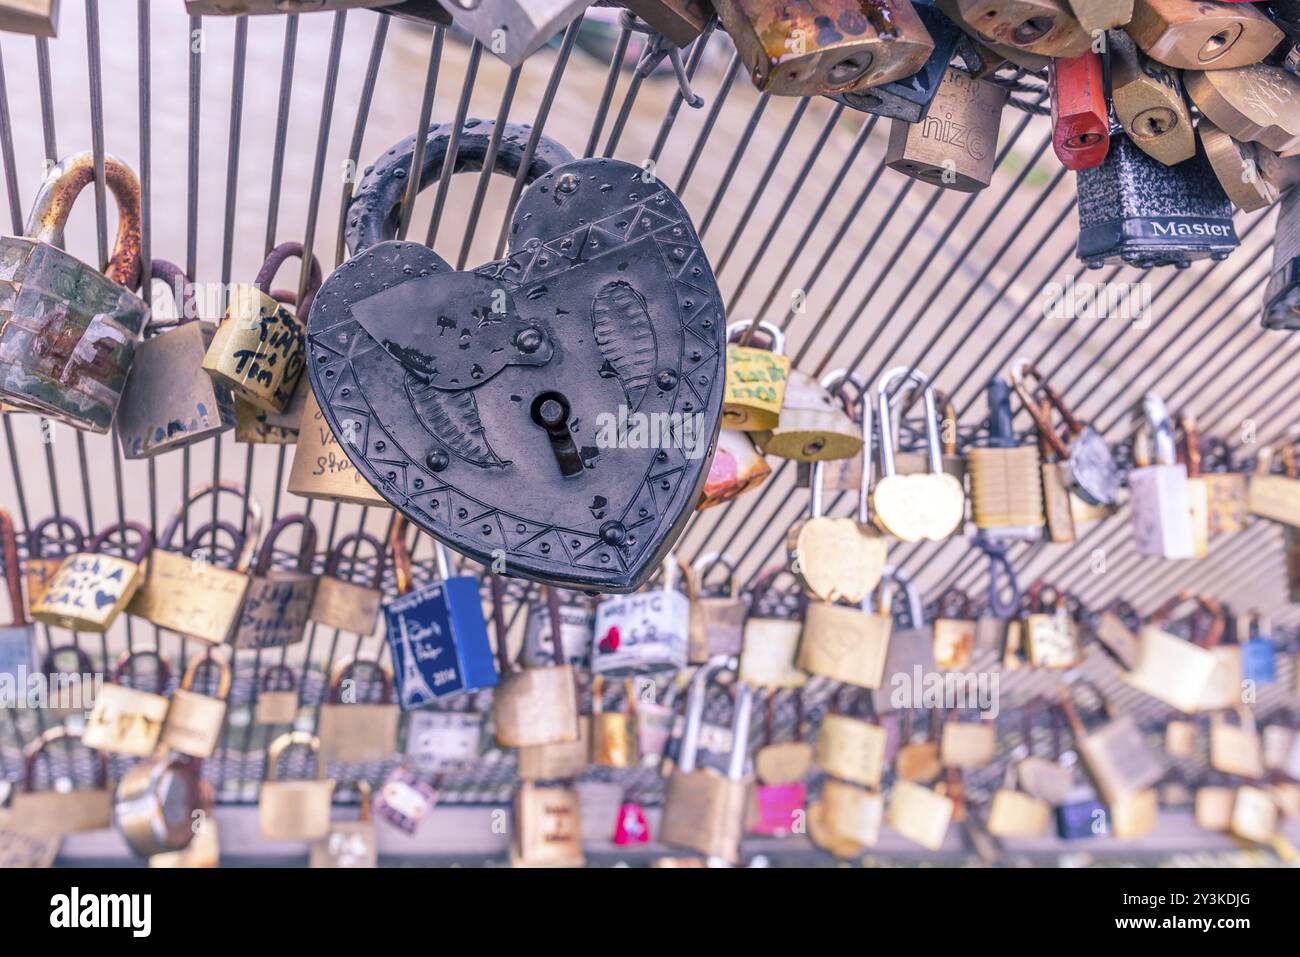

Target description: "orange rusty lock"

left=1050, top=50, right=1109, bottom=170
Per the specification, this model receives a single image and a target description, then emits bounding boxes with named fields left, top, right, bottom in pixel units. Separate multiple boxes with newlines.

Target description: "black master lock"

left=1075, top=131, right=1239, bottom=269
left=305, top=121, right=725, bottom=593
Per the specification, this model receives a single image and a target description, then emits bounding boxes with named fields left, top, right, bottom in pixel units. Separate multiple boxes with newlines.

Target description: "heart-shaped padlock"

left=306, top=121, right=725, bottom=592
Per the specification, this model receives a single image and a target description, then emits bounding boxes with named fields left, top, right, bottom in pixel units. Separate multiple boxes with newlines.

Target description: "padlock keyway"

left=531, top=391, right=585, bottom=477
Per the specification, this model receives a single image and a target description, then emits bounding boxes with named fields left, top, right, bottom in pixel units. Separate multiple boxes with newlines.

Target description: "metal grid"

left=0, top=2, right=1298, bottom=833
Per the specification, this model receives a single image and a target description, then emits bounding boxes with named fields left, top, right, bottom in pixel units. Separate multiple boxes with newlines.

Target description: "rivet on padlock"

left=1049, top=49, right=1110, bottom=170
left=1110, top=31, right=1195, bottom=167
left=885, top=67, right=1009, bottom=192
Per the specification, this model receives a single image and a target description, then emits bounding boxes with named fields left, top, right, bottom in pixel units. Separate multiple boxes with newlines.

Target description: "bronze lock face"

left=1186, top=63, right=1300, bottom=154
left=1200, top=119, right=1279, bottom=211
left=886, top=67, right=1009, bottom=192
left=1127, top=0, right=1284, bottom=71
left=949, top=0, right=1091, bottom=58
left=1110, top=31, right=1195, bottom=167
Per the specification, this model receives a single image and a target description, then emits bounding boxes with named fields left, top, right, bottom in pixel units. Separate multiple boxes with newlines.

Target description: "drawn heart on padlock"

left=599, top=626, right=621, bottom=654
left=792, top=518, right=886, bottom=604
left=873, top=473, right=964, bottom=542
left=94, top=590, right=117, bottom=609
left=306, top=122, right=725, bottom=593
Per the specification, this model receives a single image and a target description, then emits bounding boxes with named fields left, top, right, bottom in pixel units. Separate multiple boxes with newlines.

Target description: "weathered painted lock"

left=712, top=0, right=936, bottom=97
left=306, top=120, right=725, bottom=593
left=0, top=151, right=147, bottom=432
left=1075, top=131, right=1239, bottom=268
left=1050, top=50, right=1110, bottom=170
left=437, top=0, right=590, bottom=67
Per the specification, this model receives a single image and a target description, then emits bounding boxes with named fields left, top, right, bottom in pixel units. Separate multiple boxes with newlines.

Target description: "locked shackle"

left=254, top=242, right=324, bottom=321
left=149, top=259, right=201, bottom=325
left=113, top=648, right=172, bottom=695
left=329, top=529, right=388, bottom=589
left=876, top=366, right=942, bottom=477
left=861, top=565, right=896, bottom=618
left=1175, top=412, right=1202, bottom=477
left=260, top=662, right=297, bottom=693
left=678, top=654, right=751, bottom=781
left=661, top=550, right=693, bottom=597
left=346, top=120, right=576, bottom=256
left=726, top=319, right=786, bottom=355
left=266, top=731, right=324, bottom=782
left=0, top=508, right=23, bottom=628
left=88, top=521, right=155, bottom=566
left=329, top=656, right=394, bottom=704
left=183, top=522, right=246, bottom=568
left=1136, top=392, right=1177, bottom=467
left=692, top=552, right=738, bottom=598
left=181, top=652, right=233, bottom=702
left=816, top=367, right=872, bottom=521
left=158, top=482, right=264, bottom=573
left=23, top=726, right=109, bottom=792
left=1008, top=358, right=1077, bottom=459
left=253, top=514, right=319, bottom=576
left=28, top=516, right=86, bottom=560
left=26, top=151, right=143, bottom=290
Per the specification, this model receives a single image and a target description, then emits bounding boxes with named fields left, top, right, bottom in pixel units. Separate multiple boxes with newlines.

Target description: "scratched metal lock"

left=1110, top=31, right=1195, bottom=168
left=0, top=0, right=58, bottom=36
left=202, top=242, right=320, bottom=415
left=831, top=0, right=963, bottom=123
left=1075, top=133, right=1239, bottom=269
left=712, top=0, right=937, bottom=97
left=116, top=260, right=236, bottom=458
left=947, top=0, right=1091, bottom=58
left=438, top=0, right=590, bottom=67
left=305, top=120, right=724, bottom=593
left=0, top=151, right=147, bottom=432
left=1185, top=64, right=1300, bottom=155
left=232, top=514, right=319, bottom=650
left=1127, top=0, right=1283, bottom=71
left=885, top=67, right=1009, bottom=192
left=1049, top=50, right=1109, bottom=171
left=287, top=387, right=390, bottom=505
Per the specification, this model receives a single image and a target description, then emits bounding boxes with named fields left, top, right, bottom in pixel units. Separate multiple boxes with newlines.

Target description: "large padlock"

left=383, top=517, right=497, bottom=706
left=522, top=586, right=594, bottom=668
left=1128, top=0, right=1282, bottom=70
left=1050, top=50, right=1109, bottom=170
left=511, top=781, right=585, bottom=868
left=0, top=509, right=35, bottom=687
left=494, top=577, right=580, bottom=749
left=309, top=531, right=385, bottom=636
left=160, top=654, right=233, bottom=760
left=21, top=515, right=85, bottom=614
left=127, top=483, right=263, bottom=645
left=9, top=727, right=113, bottom=837
left=82, top=649, right=173, bottom=757
left=872, top=366, right=965, bottom=541
left=233, top=514, right=318, bottom=650
left=788, top=371, right=886, bottom=603
left=1124, top=592, right=1224, bottom=711
left=724, top=319, right=791, bottom=432
left=1262, top=179, right=1300, bottom=328
left=737, top=567, right=808, bottom=690
left=1110, top=32, right=1195, bottom=167
left=1058, top=682, right=1164, bottom=806
left=591, top=676, right=641, bottom=768
left=113, top=751, right=205, bottom=858
left=0, top=151, right=147, bottom=432
left=699, top=426, right=773, bottom=509
left=592, top=553, right=691, bottom=675
left=948, top=0, right=1091, bottom=57
left=30, top=521, right=151, bottom=633
left=305, top=120, right=722, bottom=593
left=1010, top=358, right=1119, bottom=507
left=202, top=242, right=319, bottom=414
left=1075, top=127, right=1239, bottom=269
left=259, top=732, right=336, bottom=841
left=1186, top=64, right=1300, bottom=154
left=310, top=783, right=378, bottom=869
left=687, top=553, right=747, bottom=664
left=1199, top=119, right=1279, bottom=213
left=798, top=572, right=895, bottom=690
left=286, top=387, right=390, bottom=505
left=1129, top=392, right=1196, bottom=559
left=966, top=376, right=1043, bottom=539
left=713, top=0, right=937, bottom=96
left=757, top=367, right=864, bottom=462
left=660, top=656, right=755, bottom=864
left=115, top=260, right=235, bottom=457
left=885, top=67, right=1009, bottom=191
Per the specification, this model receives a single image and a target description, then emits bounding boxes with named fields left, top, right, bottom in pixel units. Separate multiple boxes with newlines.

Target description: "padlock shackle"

left=1135, top=392, right=1177, bottom=467
left=157, top=482, right=263, bottom=573
left=0, top=508, right=25, bottom=628
left=745, top=565, right=808, bottom=620
left=328, top=656, right=394, bottom=704
left=253, top=513, right=319, bottom=576
left=266, top=730, right=323, bottom=782
left=39, top=643, right=94, bottom=680
left=1008, top=359, right=1073, bottom=460
left=691, top=552, right=737, bottom=597
left=936, top=586, right=973, bottom=621
left=112, top=648, right=172, bottom=694
left=87, top=521, right=154, bottom=565
left=23, top=726, right=108, bottom=792
left=726, top=318, right=785, bottom=355
left=346, top=120, right=574, bottom=255
left=149, top=259, right=200, bottom=325
left=1148, top=590, right=1225, bottom=648
left=28, top=515, right=86, bottom=560
left=1175, top=413, right=1202, bottom=478
left=253, top=242, right=324, bottom=320
left=331, top=529, right=388, bottom=589
left=259, top=662, right=297, bottom=693
left=678, top=654, right=737, bottom=775
left=182, top=522, right=244, bottom=568
left=986, top=377, right=1017, bottom=448
left=813, top=367, right=874, bottom=521
left=974, top=537, right=1020, bottom=620
left=25, top=151, right=143, bottom=290
left=876, top=366, right=942, bottom=477
left=181, top=651, right=233, bottom=701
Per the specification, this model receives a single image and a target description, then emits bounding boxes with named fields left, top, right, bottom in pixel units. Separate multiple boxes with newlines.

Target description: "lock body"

left=1200, top=120, right=1279, bottom=212
left=758, top=369, right=864, bottom=461
left=1185, top=64, right=1300, bottom=154
left=1130, top=463, right=1196, bottom=558
left=699, top=428, right=772, bottom=509
left=1110, top=33, right=1195, bottom=167
left=724, top=341, right=790, bottom=431
left=1051, top=51, right=1110, bottom=172
left=623, top=0, right=711, bottom=46
left=1127, top=0, right=1284, bottom=71
left=439, top=0, right=590, bottom=68
left=288, top=389, right=390, bottom=505
left=886, top=68, right=1009, bottom=191
left=1264, top=165, right=1300, bottom=327
left=202, top=284, right=305, bottom=414
left=950, top=0, right=1091, bottom=57
left=968, top=445, right=1044, bottom=536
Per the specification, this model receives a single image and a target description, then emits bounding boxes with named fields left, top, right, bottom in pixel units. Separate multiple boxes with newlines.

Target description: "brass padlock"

left=310, top=782, right=378, bottom=869
left=724, top=319, right=791, bottom=432
left=895, top=708, right=943, bottom=783
left=1124, top=592, right=1224, bottom=711
left=1065, top=0, right=1131, bottom=31
left=21, top=515, right=85, bottom=614
left=622, top=0, right=712, bottom=47
left=932, top=588, right=976, bottom=671
left=738, top=567, right=809, bottom=690
left=1015, top=699, right=1074, bottom=804
left=0, top=0, right=58, bottom=36
left=83, top=649, right=173, bottom=757
left=591, top=676, right=640, bottom=768
left=160, top=654, right=233, bottom=760
left=1248, top=443, right=1300, bottom=525
left=886, top=67, right=1008, bottom=191
left=712, top=0, right=937, bottom=97
left=202, top=242, right=320, bottom=414
left=814, top=689, right=888, bottom=787
left=287, top=387, right=390, bottom=505
left=234, top=289, right=311, bottom=444
left=494, top=579, right=580, bottom=749
left=1199, top=119, right=1279, bottom=212
left=518, top=716, right=591, bottom=782
left=699, top=427, right=773, bottom=510
left=116, top=260, right=236, bottom=457
left=1110, top=31, right=1195, bottom=166
left=1021, top=582, right=1080, bottom=668
left=318, top=658, right=401, bottom=764
left=9, top=728, right=113, bottom=837
left=0, top=151, right=148, bottom=432
left=127, top=482, right=263, bottom=646
left=1126, top=0, right=1284, bottom=71
left=756, top=368, right=864, bottom=462
left=30, top=521, right=151, bottom=633
left=1186, top=64, right=1300, bottom=154
left=259, top=732, right=336, bottom=841
left=939, top=708, right=997, bottom=770
left=232, top=513, right=319, bottom=650
left=886, top=778, right=954, bottom=850
left=307, top=531, right=386, bottom=636
left=1210, top=705, right=1265, bottom=779
left=808, top=778, right=883, bottom=855
left=1058, top=682, right=1164, bottom=806
left=511, top=781, right=585, bottom=868
left=966, top=377, right=1044, bottom=539
left=798, top=573, right=894, bottom=690
left=254, top=663, right=300, bottom=726
left=1230, top=785, right=1278, bottom=844
left=987, top=759, right=1052, bottom=838
left=1095, top=598, right=1142, bottom=669
left=687, top=553, right=747, bottom=664
left=949, top=0, right=1091, bottom=57
left=754, top=688, right=814, bottom=785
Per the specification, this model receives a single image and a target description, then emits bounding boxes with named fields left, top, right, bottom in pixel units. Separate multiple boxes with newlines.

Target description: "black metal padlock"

left=306, top=121, right=725, bottom=593
left=829, top=1, right=962, bottom=123
left=1076, top=133, right=1238, bottom=270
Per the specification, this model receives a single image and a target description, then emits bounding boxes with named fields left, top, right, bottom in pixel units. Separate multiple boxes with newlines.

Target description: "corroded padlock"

left=1126, top=0, right=1283, bottom=71
left=947, top=0, right=1091, bottom=58
left=1049, top=49, right=1109, bottom=170
left=1199, top=119, right=1279, bottom=212
left=1110, top=31, right=1195, bottom=167
left=0, top=151, right=147, bottom=432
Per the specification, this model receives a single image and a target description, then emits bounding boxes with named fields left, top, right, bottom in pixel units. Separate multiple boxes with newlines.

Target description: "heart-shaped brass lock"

left=305, top=122, right=724, bottom=592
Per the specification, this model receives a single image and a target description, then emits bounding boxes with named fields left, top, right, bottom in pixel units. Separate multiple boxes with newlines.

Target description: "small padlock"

left=1262, top=183, right=1300, bottom=328
left=591, top=676, right=641, bottom=769
left=1229, top=785, right=1279, bottom=845
left=1129, top=392, right=1196, bottom=559
left=31, top=521, right=151, bottom=633
left=1126, top=0, right=1283, bottom=70
left=1210, top=705, right=1265, bottom=778
left=808, top=778, right=884, bottom=856
left=687, top=553, right=747, bottom=664
left=738, top=567, right=809, bottom=690
left=259, top=732, right=336, bottom=841
left=438, top=0, right=590, bottom=68
left=254, top=664, right=300, bottom=726
left=756, top=368, right=864, bottom=462
left=493, top=580, right=579, bottom=749
left=233, top=288, right=311, bottom=444
left=948, top=0, right=1091, bottom=57
left=967, top=376, right=1044, bottom=539
left=699, top=427, right=773, bottom=510
left=932, top=587, right=976, bottom=671
left=894, top=708, right=943, bottom=783
left=0, top=152, right=147, bottom=432
left=1094, top=598, right=1142, bottom=669
left=1198, top=119, right=1279, bottom=212
left=1186, top=63, right=1300, bottom=154
left=1021, top=582, right=1081, bottom=668
left=1184, top=420, right=1248, bottom=535
left=798, top=573, right=895, bottom=690
left=82, top=650, right=173, bottom=757
left=232, top=513, right=319, bottom=650
left=522, top=587, right=594, bottom=668
left=987, top=756, right=1052, bottom=838
left=21, top=515, right=85, bottom=614
left=160, top=654, right=233, bottom=759
left=1239, top=611, right=1277, bottom=683
left=1050, top=49, right=1110, bottom=170
left=886, top=778, right=955, bottom=850
left=511, top=781, right=585, bottom=868
left=1110, top=31, right=1195, bottom=167
left=815, top=687, right=889, bottom=787
left=317, top=657, right=401, bottom=764
left=622, top=0, right=712, bottom=47
left=592, top=553, right=692, bottom=675
left=287, top=387, right=390, bottom=505
left=309, top=531, right=385, bottom=636
left=885, top=67, right=1009, bottom=191
left=723, top=319, right=791, bottom=432
left=1015, top=699, right=1075, bottom=804
left=939, top=707, right=997, bottom=770
left=712, top=0, right=937, bottom=97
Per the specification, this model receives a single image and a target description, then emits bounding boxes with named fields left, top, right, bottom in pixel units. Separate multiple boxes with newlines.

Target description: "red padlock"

left=1049, top=50, right=1109, bottom=170
left=613, top=799, right=650, bottom=845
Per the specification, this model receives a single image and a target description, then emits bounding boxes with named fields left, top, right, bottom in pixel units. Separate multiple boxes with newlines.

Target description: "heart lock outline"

left=305, top=121, right=726, bottom=592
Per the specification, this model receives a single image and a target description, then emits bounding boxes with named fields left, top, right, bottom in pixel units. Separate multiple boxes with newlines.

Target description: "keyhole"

left=531, top=391, right=584, bottom=478
left=826, top=53, right=872, bottom=88
left=1012, top=16, right=1053, bottom=44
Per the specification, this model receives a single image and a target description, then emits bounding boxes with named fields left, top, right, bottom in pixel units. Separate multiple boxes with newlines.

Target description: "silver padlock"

left=439, top=0, right=590, bottom=67
left=1129, top=393, right=1195, bottom=560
